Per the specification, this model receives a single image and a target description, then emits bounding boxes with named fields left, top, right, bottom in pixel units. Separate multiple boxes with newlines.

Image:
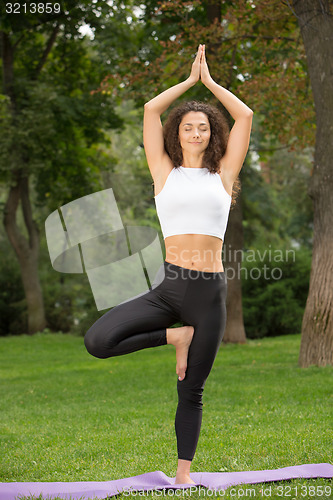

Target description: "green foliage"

left=42, top=276, right=76, bottom=334
left=0, top=68, right=124, bottom=208
left=37, top=232, right=102, bottom=335
left=113, top=0, right=315, bottom=149
left=0, top=0, right=136, bottom=335
left=0, top=1, right=318, bottom=342
left=0, top=0, right=133, bottom=199
left=42, top=273, right=102, bottom=336
left=242, top=118, right=314, bottom=250
left=241, top=247, right=312, bottom=338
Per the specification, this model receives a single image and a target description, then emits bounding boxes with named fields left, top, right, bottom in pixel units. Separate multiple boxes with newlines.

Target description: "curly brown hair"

left=163, top=101, right=240, bottom=206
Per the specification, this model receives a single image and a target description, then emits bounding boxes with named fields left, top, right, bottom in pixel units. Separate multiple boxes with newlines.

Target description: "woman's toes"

left=177, top=366, right=186, bottom=381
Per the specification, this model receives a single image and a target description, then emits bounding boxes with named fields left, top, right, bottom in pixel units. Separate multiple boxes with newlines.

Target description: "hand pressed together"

left=188, top=44, right=213, bottom=86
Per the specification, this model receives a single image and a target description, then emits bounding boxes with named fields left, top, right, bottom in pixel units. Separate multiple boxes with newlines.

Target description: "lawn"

left=0, top=332, right=332, bottom=499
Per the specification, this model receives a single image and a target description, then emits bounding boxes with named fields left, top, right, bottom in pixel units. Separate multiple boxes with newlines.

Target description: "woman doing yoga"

left=84, top=44, right=253, bottom=484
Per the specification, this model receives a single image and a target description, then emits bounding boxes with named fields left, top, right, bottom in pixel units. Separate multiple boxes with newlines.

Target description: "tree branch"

left=225, top=34, right=297, bottom=43
left=227, top=44, right=237, bottom=90
left=250, top=144, right=294, bottom=153
left=13, top=33, right=26, bottom=50
left=33, top=24, right=60, bottom=79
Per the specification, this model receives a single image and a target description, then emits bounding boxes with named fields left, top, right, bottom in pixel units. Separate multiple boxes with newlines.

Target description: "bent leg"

left=84, top=289, right=179, bottom=359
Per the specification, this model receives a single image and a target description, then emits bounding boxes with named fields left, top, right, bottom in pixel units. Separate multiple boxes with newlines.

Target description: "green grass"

left=0, top=333, right=332, bottom=499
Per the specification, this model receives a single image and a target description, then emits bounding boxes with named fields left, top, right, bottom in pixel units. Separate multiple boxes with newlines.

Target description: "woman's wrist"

left=186, top=76, right=198, bottom=87
left=202, top=76, right=217, bottom=90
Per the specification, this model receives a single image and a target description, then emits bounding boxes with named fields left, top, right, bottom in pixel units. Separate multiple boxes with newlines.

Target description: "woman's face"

left=178, top=111, right=211, bottom=155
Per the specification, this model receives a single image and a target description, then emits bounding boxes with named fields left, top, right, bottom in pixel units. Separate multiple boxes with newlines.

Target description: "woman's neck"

left=181, top=152, right=204, bottom=169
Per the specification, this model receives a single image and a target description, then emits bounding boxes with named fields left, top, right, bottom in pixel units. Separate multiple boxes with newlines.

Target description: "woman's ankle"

left=175, top=458, right=195, bottom=484
left=166, top=325, right=192, bottom=346
left=166, top=327, right=180, bottom=345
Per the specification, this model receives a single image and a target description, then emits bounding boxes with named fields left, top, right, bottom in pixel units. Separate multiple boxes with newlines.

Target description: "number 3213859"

left=6, top=3, right=61, bottom=14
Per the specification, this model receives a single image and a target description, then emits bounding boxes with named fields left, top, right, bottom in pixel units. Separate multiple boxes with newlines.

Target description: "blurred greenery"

left=0, top=1, right=315, bottom=338
left=0, top=100, right=314, bottom=337
left=241, top=247, right=312, bottom=338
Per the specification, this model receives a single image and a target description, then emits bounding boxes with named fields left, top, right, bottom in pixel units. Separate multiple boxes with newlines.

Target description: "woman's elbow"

left=246, top=107, right=254, bottom=119
left=144, top=101, right=153, bottom=111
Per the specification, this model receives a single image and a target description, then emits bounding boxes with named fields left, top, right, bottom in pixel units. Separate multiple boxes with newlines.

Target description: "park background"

left=0, top=0, right=332, bottom=366
left=0, top=1, right=332, bottom=497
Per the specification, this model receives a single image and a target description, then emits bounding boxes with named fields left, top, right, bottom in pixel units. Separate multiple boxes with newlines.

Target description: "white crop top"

left=154, top=166, right=232, bottom=241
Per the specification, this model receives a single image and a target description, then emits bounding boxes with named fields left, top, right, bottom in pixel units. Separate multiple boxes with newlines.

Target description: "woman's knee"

left=177, top=379, right=205, bottom=410
left=84, top=327, right=108, bottom=359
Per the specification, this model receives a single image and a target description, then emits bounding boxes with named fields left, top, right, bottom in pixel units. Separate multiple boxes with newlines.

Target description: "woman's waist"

left=164, top=234, right=223, bottom=273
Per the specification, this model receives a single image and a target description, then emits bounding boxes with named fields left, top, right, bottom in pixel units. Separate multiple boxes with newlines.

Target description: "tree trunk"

left=2, top=30, right=47, bottom=334
left=3, top=175, right=46, bottom=334
left=206, top=0, right=222, bottom=23
left=223, top=188, right=247, bottom=343
left=292, top=0, right=333, bottom=366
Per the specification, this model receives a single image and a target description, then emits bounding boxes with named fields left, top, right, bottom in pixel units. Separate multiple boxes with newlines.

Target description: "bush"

left=0, top=241, right=26, bottom=335
left=241, top=247, right=311, bottom=338
left=43, top=272, right=102, bottom=336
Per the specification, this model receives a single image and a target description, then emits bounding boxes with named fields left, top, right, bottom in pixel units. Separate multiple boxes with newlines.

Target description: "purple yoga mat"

left=1, top=463, right=332, bottom=500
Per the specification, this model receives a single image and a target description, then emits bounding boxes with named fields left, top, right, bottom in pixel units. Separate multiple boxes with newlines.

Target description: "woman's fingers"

left=200, top=44, right=212, bottom=83
left=189, top=44, right=205, bottom=83
left=193, top=45, right=202, bottom=67
left=189, top=45, right=202, bottom=83
left=201, top=44, right=207, bottom=64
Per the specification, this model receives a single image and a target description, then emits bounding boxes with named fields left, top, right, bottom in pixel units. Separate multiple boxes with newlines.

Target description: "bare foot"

left=166, top=326, right=194, bottom=381
left=174, top=459, right=195, bottom=485
left=174, top=474, right=196, bottom=485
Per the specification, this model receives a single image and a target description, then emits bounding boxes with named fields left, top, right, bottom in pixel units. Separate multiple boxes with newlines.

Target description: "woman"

left=84, top=44, right=252, bottom=485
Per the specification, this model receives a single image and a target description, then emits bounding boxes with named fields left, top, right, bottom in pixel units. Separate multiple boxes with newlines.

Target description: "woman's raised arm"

left=200, top=45, right=253, bottom=186
left=143, top=46, right=203, bottom=179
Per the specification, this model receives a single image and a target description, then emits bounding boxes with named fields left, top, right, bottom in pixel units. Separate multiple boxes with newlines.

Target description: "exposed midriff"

left=164, top=233, right=224, bottom=273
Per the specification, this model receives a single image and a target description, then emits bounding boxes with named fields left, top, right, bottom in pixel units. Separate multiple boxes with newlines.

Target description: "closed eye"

left=184, top=127, right=209, bottom=132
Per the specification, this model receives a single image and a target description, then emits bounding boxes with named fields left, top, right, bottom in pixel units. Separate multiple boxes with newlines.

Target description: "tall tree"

left=292, top=0, right=333, bottom=366
left=0, top=1, right=129, bottom=333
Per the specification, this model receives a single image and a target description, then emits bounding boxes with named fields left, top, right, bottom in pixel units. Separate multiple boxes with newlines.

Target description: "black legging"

left=84, top=261, right=227, bottom=461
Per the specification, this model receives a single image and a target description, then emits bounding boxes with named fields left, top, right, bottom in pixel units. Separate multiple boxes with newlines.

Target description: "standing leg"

left=174, top=273, right=227, bottom=483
